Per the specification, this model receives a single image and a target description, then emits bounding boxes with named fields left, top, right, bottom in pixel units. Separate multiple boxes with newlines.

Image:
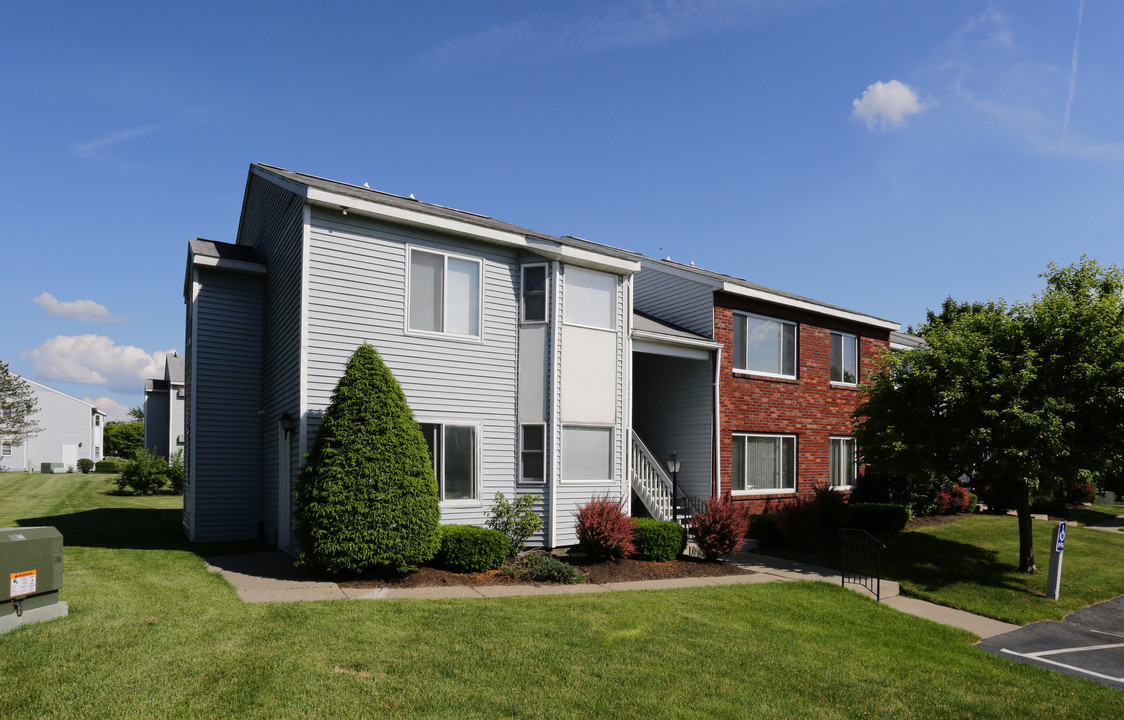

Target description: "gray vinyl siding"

left=305, top=209, right=519, bottom=529
left=634, top=265, right=715, bottom=338
left=189, top=267, right=264, bottom=542
left=236, top=174, right=305, bottom=547
left=169, top=390, right=185, bottom=454
left=144, top=392, right=170, bottom=458
left=633, top=353, right=713, bottom=501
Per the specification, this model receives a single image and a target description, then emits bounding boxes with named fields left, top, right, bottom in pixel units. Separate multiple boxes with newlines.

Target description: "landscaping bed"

left=337, top=553, right=751, bottom=589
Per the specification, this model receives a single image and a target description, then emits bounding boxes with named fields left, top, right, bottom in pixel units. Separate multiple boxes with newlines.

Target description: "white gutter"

left=719, top=282, right=900, bottom=331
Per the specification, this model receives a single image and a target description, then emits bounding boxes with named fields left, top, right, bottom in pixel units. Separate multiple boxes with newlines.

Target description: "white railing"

left=630, top=430, right=675, bottom=522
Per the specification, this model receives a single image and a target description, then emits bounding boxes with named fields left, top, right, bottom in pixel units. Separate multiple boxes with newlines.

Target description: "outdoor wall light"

left=279, top=412, right=299, bottom=434
left=666, top=451, right=683, bottom=523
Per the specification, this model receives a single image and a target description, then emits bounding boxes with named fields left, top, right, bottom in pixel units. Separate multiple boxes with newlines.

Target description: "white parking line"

left=1000, top=638, right=1124, bottom=684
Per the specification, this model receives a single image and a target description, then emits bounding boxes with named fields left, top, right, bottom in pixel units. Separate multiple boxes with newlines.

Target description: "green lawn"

left=763, top=510, right=1124, bottom=626
left=2, top=474, right=1121, bottom=718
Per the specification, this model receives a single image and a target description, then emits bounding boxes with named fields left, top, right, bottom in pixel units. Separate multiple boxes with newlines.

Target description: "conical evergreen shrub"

left=295, top=343, right=440, bottom=574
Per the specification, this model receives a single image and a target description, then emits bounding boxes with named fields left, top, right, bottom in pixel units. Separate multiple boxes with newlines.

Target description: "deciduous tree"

left=0, top=361, right=41, bottom=447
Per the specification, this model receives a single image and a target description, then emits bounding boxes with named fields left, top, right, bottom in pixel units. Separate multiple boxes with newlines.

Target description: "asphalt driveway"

left=978, top=595, right=1124, bottom=690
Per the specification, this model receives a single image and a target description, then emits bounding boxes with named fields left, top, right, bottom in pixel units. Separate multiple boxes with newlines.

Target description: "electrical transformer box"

left=1, top=526, right=64, bottom=617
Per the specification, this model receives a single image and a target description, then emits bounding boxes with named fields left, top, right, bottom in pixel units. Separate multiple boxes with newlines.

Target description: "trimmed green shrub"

left=691, top=496, right=750, bottom=560
left=631, top=518, right=687, bottom=562
left=843, top=503, right=910, bottom=534
left=95, top=457, right=127, bottom=473
left=499, top=550, right=586, bottom=584
left=167, top=450, right=184, bottom=495
left=114, top=449, right=169, bottom=495
left=967, top=493, right=979, bottom=513
left=575, top=493, right=635, bottom=561
left=103, top=421, right=144, bottom=458
left=77, top=458, right=95, bottom=474
left=746, top=512, right=782, bottom=545
left=435, top=524, right=510, bottom=573
left=486, top=492, right=543, bottom=554
left=775, top=485, right=848, bottom=545
left=295, top=343, right=440, bottom=575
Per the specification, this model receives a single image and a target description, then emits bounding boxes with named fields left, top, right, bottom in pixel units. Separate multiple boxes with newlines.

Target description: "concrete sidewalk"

left=206, top=549, right=1018, bottom=639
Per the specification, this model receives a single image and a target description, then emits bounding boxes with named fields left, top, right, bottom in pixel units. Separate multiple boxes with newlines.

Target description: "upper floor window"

left=733, top=312, right=796, bottom=378
left=830, top=437, right=856, bottom=488
left=563, top=267, right=615, bottom=330
left=521, top=265, right=548, bottom=323
left=830, top=331, right=858, bottom=385
left=95, top=415, right=101, bottom=426
left=408, top=247, right=481, bottom=338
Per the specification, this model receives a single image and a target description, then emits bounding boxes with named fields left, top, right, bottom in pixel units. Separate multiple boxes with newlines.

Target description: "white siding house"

left=184, top=164, right=641, bottom=550
left=143, top=352, right=185, bottom=461
left=1, top=378, right=106, bottom=472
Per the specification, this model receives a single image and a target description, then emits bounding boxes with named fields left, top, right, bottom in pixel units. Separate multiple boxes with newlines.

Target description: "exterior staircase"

left=629, top=430, right=704, bottom=526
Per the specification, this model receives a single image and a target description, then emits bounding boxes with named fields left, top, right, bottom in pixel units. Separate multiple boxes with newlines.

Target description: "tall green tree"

left=103, top=421, right=145, bottom=458
left=295, top=343, right=440, bottom=574
left=0, top=361, right=42, bottom=447
left=128, top=405, right=144, bottom=421
left=855, top=258, right=1124, bottom=573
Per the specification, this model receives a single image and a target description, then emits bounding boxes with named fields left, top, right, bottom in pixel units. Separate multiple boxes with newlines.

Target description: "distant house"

left=1, top=378, right=106, bottom=472
left=143, top=352, right=185, bottom=460
left=184, top=164, right=640, bottom=550
left=890, top=330, right=925, bottom=351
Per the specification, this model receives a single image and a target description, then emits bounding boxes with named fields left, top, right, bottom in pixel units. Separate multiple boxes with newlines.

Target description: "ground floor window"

left=419, top=422, right=477, bottom=501
left=520, top=424, right=545, bottom=483
left=731, top=433, right=796, bottom=493
left=561, top=426, right=612, bottom=482
left=1, top=441, right=11, bottom=456
left=830, top=437, right=856, bottom=488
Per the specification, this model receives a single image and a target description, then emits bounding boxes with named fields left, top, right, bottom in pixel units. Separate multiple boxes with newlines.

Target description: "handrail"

left=840, top=528, right=885, bottom=601
left=629, top=431, right=704, bottom=525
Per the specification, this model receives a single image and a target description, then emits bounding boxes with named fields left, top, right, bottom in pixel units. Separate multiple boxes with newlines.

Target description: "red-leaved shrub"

left=691, top=496, right=750, bottom=560
left=773, top=485, right=848, bottom=545
left=1066, top=481, right=1097, bottom=505
left=935, top=484, right=970, bottom=514
left=574, top=494, right=635, bottom=560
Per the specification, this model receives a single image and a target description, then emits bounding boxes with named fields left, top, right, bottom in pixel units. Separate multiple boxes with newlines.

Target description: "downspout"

left=713, top=345, right=722, bottom=500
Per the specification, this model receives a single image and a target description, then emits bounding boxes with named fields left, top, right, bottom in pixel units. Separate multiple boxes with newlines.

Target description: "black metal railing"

left=678, top=494, right=706, bottom=526
left=841, top=528, right=885, bottom=601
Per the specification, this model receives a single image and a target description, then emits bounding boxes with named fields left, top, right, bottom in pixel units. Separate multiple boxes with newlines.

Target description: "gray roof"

left=251, top=164, right=639, bottom=263
left=165, top=352, right=185, bottom=384
left=145, top=378, right=168, bottom=393
left=189, top=238, right=265, bottom=265
left=633, top=311, right=712, bottom=343
left=890, top=331, right=926, bottom=349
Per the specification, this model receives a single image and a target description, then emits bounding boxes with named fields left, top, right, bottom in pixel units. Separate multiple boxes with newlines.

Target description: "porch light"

left=279, top=412, right=299, bottom=434
left=666, top=452, right=683, bottom=523
left=666, top=452, right=682, bottom=475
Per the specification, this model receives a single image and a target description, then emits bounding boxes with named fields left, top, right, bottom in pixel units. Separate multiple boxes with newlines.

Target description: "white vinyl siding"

left=831, top=331, right=858, bottom=385
left=563, top=267, right=615, bottom=329
left=734, top=312, right=796, bottom=378
left=408, top=247, right=482, bottom=338
left=731, top=433, right=796, bottom=494
left=561, top=426, right=613, bottom=482
left=830, top=437, right=856, bottom=488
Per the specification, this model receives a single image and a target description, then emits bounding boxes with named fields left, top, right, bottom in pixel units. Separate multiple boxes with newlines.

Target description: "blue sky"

left=2, top=1, right=1119, bottom=420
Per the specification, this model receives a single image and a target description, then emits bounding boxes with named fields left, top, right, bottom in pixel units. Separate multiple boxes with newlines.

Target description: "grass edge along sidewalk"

left=0, top=473, right=1120, bottom=719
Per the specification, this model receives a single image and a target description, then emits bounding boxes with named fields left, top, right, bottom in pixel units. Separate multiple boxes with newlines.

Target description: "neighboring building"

left=890, top=330, right=925, bottom=351
left=0, top=378, right=106, bottom=472
left=632, top=258, right=898, bottom=516
left=184, top=164, right=641, bottom=550
left=143, top=352, right=185, bottom=460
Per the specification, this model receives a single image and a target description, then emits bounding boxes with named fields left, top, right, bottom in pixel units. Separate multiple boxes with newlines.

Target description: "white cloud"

left=24, top=335, right=173, bottom=393
left=84, top=396, right=133, bottom=423
left=33, top=292, right=123, bottom=323
left=72, top=124, right=160, bottom=162
left=852, top=80, right=932, bottom=130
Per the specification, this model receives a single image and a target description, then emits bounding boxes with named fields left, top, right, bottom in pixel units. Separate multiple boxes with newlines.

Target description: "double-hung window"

left=419, top=423, right=478, bottom=501
left=733, top=312, right=796, bottom=378
left=830, top=437, right=856, bottom=488
left=731, top=433, right=796, bottom=493
left=520, top=424, right=545, bottom=482
left=521, top=265, right=548, bottom=323
left=830, top=331, right=858, bottom=385
left=408, top=247, right=482, bottom=337
left=561, top=426, right=612, bottom=482
left=1, top=441, right=11, bottom=457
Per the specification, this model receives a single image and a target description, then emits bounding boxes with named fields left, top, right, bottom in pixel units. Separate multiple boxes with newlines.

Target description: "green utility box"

left=1, top=527, right=65, bottom=624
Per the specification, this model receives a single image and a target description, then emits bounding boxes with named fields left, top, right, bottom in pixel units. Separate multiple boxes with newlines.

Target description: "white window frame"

left=830, top=436, right=857, bottom=489
left=1, top=441, right=11, bottom=457
left=560, top=424, right=614, bottom=484
left=730, top=432, right=797, bottom=495
left=830, top=331, right=859, bottom=386
left=521, top=264, right=549, bottom=324
left=418, top=420, right=481, bottom=505
left=405, top=245, right=484, bottom=341
left=733, top=311, right=798, bottom=380
left=519, top=423, right=546, bottom=484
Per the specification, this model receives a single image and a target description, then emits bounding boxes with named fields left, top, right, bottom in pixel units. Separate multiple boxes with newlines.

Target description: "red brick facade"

left=714, top=293, right=891, bottom=513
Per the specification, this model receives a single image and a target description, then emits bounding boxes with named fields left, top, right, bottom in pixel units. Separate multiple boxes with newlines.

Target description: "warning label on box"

left=10, top=570, right=36, bottom=597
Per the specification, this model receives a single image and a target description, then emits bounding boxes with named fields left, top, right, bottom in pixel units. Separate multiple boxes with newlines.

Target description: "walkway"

left=206, top=549, right=1018, bottom=639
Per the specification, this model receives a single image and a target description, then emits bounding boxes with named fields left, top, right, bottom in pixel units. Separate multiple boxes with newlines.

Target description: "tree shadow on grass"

left=880, top=532, right=1025, bottom=594
left=16, top=508, right=265, bottom=556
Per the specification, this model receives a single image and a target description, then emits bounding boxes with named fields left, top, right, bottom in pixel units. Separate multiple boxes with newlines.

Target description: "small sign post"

left=1046, top=521, right=1066, bottom=600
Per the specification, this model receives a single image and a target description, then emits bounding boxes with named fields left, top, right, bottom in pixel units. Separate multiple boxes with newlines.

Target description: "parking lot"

left=978, top=595, right=1124, bottom=690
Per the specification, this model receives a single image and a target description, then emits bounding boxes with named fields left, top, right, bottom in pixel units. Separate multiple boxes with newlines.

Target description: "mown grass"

left=2, top=473, right=1121, bottom=718
left=763, top=511, right=1124, bottom=626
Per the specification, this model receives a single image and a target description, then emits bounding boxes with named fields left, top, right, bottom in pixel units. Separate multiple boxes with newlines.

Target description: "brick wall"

left=715, top=293, right=891, bottom=514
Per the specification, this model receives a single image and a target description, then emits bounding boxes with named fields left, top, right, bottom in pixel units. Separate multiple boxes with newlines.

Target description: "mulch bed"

left=337, top=554, right=752, bottom=590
